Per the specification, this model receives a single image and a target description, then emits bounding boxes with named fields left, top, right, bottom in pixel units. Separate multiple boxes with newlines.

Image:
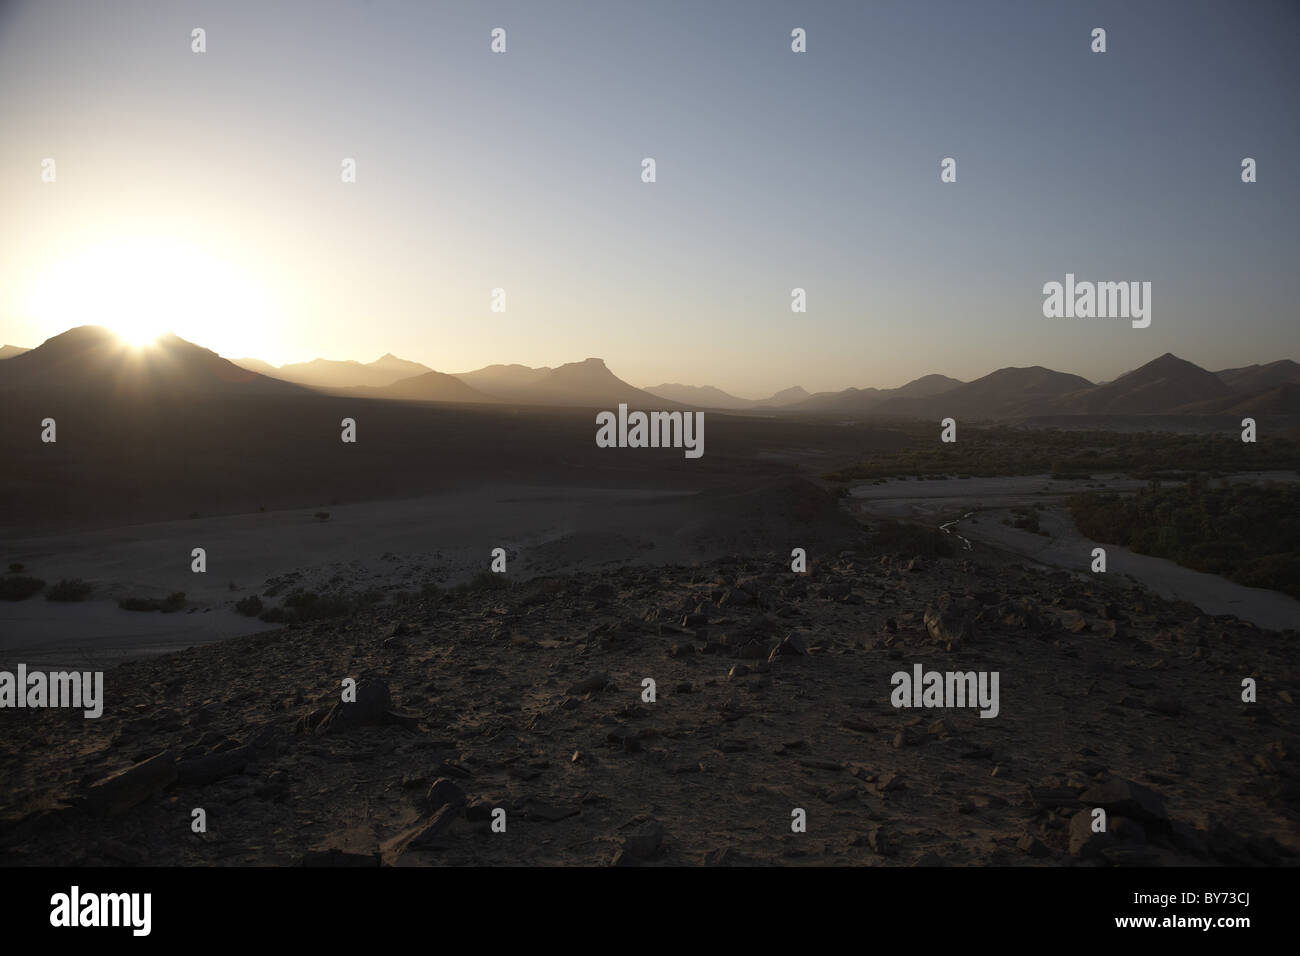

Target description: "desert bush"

left=46, top=578, right=93, bottom=602
left=119, top=592, right=186, bottom=613
left=234, top=595, right=264, bottom=616
left=0, top=576, right=45, bottom=601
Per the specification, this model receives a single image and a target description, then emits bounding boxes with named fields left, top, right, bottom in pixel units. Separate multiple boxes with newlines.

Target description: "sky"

left=0, top=0, right=1296, bottom=398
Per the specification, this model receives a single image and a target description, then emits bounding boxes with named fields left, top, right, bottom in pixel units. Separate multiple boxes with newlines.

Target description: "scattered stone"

left=1080, top=778, right=1168, bottom=826
left=565, top=673, right=610, bottom=696
left=82, top=751, right=178, bottom=818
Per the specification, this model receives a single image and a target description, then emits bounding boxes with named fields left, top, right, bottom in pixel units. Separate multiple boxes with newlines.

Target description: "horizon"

left=2, top=322, right=1295, bottom=401
left=1, top=0, right=1297, bottom=395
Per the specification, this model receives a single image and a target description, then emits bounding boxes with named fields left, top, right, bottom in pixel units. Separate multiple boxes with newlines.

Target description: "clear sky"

left=0, top=0, right=1295, bottom=397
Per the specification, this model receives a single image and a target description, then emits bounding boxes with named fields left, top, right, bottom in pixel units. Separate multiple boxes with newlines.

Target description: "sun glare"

left=24, top=237, right=274, bottom=356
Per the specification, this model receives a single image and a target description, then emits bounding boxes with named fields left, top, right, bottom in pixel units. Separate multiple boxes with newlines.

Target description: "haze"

left=0, top=0, right=1296, bottom=397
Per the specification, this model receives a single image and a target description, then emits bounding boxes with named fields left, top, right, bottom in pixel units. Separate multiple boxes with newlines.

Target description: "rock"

left=381, top=804, right=459, bottom=862
left=565, top=673, right=610, bottom=696
left=1068, top=809, right=1109, bottom=858
left=316, top=677, right=402, bottom=734
left=526, top=800, right=579, bottom=822
left=719, top=588, right=755, bottom=607
left=82, top=751, right=178, bottom=818
left=425, top=777, right=467, bottom=810
left=878, top=772, right=906, bottom=793
left=924, top=596, right=971, bottom=645
left=1016, top=832, right=1051, bottom=857
left=1111, top=816, right=1147, bottom=843
left=299, top=849, right=381, bottom=867
left=867, top=827, right=896, bottom=856
left=1080, top=778, right=1168, bottom=826
left=768, top=633, right=807, bottom=662
left=175, top=744, right=255, bottom=786
left=621, top=819, right=665, bottom=859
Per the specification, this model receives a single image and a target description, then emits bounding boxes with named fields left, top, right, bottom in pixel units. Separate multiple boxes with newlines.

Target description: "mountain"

left=452, top=363, right=554, bottom=398
left=1048, top=353, right=1228, bottom=415
left=509, top=357, right=678, bottom=409
left=1215, top=360, right=1300, bottom=393
left=368, top=352, right=433, bottom=380
left=644, top=383, right=756, bottom=409
left=789, top=373, right=965, bottom=414
left=230, top=357, right=280, bottom=377
left=0, top=345, right=30, bottom=360
left=354, top=370, right=497, bottom=404
left=1174, top=382, right=1300, bottom=417
left=757, top=386, right=810, bottom=407
left=271, top=355, right=435, bottom=389
left=871, top=366, right=1093, bottom=419
left=892, top=373, right=965, bottom=398
left=0, top=326, right=303, bottom=395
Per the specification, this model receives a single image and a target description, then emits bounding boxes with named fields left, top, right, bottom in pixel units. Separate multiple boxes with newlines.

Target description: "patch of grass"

left=46, top=578, right=93, bottom=602
left=0, top=576, right=45, bottom=601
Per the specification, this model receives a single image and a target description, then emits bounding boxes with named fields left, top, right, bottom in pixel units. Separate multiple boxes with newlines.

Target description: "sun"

left=24, top=237, right=274, bottom=355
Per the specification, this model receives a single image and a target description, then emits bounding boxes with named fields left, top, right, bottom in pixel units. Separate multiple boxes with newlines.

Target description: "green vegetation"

left=119, top=592, right=186, bottom=612
left=823, top=425, right=1300, bottom=482
left=0, top=576, right=45, bottom=601
left=1068, top=479, right=1300, bottom=599
left=46, top=578, right=93, bottom=602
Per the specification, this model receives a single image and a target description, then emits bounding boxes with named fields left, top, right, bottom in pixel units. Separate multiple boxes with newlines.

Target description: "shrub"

left=119, top=592, right=186, bottom=613
left=0, top=576, right=45, bottom=601
left=46, top=578, right=93, bottom=602
left=234, top=595, right=264, bottom=616
left=8, top=562, right=24, bottom=573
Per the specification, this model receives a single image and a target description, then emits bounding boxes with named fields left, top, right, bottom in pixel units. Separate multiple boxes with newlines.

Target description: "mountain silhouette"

left=510, top=358, right=679, bottom=408
left=238, top=354, right=436, bottom=389
left=452, top=363, right=555, bottom=398
left=1048, top=353, right=1228, bottom=415
left=1215, top=360, right=1300, bottom=393
left=354, top=370, right=497, bottom=404
left=0, top=326, right=302, bottom=396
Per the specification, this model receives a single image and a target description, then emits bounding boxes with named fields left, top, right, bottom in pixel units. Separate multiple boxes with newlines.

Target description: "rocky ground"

left=1, top=532, right=1297, bottom=866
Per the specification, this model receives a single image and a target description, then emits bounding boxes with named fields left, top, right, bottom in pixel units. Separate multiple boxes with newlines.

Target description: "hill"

left=0, top=326, right=303, bottom=396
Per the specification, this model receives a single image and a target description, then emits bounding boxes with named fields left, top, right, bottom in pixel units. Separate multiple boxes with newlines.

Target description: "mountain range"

left=2, top=327, right=1298, bottom=418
